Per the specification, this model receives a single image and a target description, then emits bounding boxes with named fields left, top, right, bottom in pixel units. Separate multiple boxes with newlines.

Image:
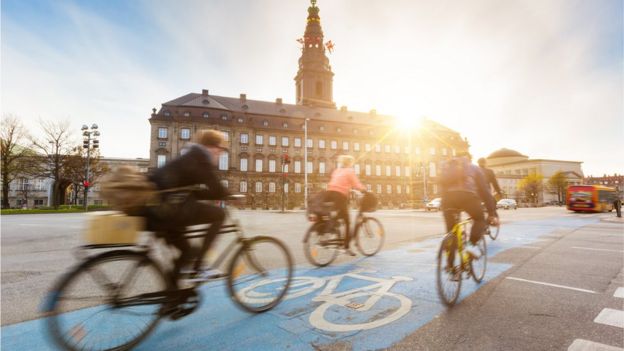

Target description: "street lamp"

left=303, top=118, right=310, bottom=210
left=82, top=124, right=100, bottom=211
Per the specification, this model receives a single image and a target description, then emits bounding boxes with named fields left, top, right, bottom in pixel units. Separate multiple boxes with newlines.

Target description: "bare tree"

left=63, top=146, right=109, bottom=205
left=29, top=120, right=76, bottom=209
left=1, top=115, right=31, bottom=208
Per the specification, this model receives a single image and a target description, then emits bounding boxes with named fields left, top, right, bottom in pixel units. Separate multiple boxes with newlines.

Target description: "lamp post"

left=81, top=124, right=100, bottom=211
left=303, top=118, right=310, bottom=210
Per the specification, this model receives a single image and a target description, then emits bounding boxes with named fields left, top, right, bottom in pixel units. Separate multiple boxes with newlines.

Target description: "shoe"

left=464, top=245, right=482, bottom=260
left=339, top=248, right=356, bottom=256
left=185, top=268, right=224, bottom=282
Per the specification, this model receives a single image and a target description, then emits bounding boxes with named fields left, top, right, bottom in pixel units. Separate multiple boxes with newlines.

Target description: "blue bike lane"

left=1, top=215, right=600, bottom=350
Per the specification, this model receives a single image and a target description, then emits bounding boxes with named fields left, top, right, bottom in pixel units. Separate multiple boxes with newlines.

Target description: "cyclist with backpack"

left=326, top=155, right=367, bottom=256
left=147, top=129, right=230, bottom=286
left=439, top=151, right=499, bottom=259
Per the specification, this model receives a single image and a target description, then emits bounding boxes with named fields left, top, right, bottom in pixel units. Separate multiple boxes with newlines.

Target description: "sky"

left=1, top=0, right=622, bottom=176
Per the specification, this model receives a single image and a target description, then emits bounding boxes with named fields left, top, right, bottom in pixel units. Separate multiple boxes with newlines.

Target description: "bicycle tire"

left=355, top=217, right=385, bottom=256
left=44, top=250, right=169, bottom=351
left=469, top=237, right=487, bottom=283
left=227, top=236, right=293, bottom=313
left=487, top=224, right=500, bottom=240
left=436, top=234, right=462, bottom=307
left=303, top=222, right=339, bottom=267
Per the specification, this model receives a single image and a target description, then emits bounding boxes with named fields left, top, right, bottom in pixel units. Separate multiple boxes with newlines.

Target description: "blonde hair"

left=337, top=155, right=355, bottom=168
left=195, top=129, right=225, bottom=148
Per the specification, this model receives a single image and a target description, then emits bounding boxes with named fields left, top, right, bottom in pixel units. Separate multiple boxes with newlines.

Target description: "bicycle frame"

left=446, top=217, right=473, bottom=269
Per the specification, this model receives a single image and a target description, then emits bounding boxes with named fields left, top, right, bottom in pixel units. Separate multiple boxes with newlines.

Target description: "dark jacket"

left=479, top=166, right=502, bottom=195
left=439, top=156, right=496, bottom=216
left=149, top=144, right=229, bottom=200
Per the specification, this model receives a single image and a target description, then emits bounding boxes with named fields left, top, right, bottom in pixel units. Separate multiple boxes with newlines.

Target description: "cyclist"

left=477, top=157, right=503, bottom=201
left=147, top=129, right=230, bottom=287
left=326, top=155, right=366, bottom=256
left=439, top=151, right=499, bottom=259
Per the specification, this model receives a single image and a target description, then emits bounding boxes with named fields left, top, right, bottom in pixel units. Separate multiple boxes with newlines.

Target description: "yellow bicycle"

left=436, top=211, right=487, bottom=307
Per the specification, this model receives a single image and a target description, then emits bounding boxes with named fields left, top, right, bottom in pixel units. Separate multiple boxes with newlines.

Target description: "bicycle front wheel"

left=469, top=237, right=487, bottom=283
left=44, top=250, right=169, bottom=351
left=227, top=236, right=293, bottom=313
left=304, top=222, right=339, bottom=267
left=436, top=234, right=462, bottom=307
left=355, top=217, right=385, bottom=256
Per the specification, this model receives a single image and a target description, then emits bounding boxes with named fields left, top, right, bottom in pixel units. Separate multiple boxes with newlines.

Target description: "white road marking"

left=505, top=277, right=597, bottom=294
left=614, top=287, right=624, bottom=299
left=594, top=308, right=624, bottom=329
left=571, top=247, right=624, bottom=253
left=517, top=246, right=541, bottom=249
left=568, top=339, right=624, bottom=351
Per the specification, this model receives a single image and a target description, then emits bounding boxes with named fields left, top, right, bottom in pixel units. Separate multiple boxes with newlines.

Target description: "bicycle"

left=42, top=193, right=294, bottom=351
left=436, top=209, right=488, bottom=307
left=303, top=191, right=384, bottom=267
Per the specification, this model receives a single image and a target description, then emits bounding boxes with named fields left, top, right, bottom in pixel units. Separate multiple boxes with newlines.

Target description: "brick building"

left=148, top=1, right=469, bottom=209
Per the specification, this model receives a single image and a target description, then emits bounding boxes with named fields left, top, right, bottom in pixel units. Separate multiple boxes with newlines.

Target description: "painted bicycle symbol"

left=237, top=269, right=413, bottom=332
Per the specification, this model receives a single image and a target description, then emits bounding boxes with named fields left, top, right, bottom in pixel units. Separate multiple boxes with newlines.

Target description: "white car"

left=426, top=198, right=442, bottom=211
left=497, top=199, right=517, bottom=210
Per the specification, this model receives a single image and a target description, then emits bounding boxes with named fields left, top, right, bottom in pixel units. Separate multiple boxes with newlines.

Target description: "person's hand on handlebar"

left=487, top=215, right=500, bottom=227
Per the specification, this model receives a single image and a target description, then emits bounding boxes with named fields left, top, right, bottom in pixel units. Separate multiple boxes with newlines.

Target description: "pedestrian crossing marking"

left=568, top=339, right=624, bottom=351
left=614, top=287, right=624, bottom=299
left=594, top=308, right=624, bottom=329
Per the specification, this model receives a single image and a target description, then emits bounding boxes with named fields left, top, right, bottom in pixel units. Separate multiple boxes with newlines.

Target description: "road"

left=1, top=208, right=623, bottom=350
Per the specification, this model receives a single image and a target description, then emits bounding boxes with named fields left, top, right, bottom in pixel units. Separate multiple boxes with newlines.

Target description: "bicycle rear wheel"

left=469, top=237, right=487, bottom=283
left=487, top=224, right=500, bottom=240
left=44, top=250, right=169, bottom=351
left=436, top=234, right=462, bottom=307
left=304, top=222, right=340, bottom=267
left=227, top=236, right=293, bottom=313
left=355, top=217, right=385, bottom=256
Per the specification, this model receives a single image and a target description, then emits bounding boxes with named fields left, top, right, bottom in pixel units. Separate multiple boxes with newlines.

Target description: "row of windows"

left=236, top=181, right=415, bottom=195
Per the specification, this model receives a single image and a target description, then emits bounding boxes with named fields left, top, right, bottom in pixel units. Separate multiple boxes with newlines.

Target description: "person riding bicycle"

left=326, top=155, right=366, bottom=256
left=147, top=129, right=230, bottom=287
left=439, top=151, right=499, bottom=259
left=477, top=157, right=503, bottom=201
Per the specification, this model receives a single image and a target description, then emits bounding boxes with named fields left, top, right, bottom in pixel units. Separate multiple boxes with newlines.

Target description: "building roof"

left=162, top=92, right=393, bottom=126
left=487, top=148, right=527, bottom=159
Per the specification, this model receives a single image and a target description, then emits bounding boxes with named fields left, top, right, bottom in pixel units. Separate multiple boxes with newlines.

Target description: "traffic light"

left=83, top=180, right=90, bottom=188
left=283, top=154, right=290, bottom=164
left=83, top=140, right=89, bottom=149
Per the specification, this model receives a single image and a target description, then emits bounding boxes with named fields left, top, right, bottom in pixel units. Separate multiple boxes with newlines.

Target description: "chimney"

left=240, top=93, right=247, bottom=103
left=340, top=105, right=348, bottom=112
left=202, top=89, right=209, bottom=96
left=276, top=98, right=283, bottom=105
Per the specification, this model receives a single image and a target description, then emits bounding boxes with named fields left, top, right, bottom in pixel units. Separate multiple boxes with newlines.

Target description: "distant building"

left=584, top=174, right=623, bottom=194
left=148, top=1, right=469, bottom=209
left=485, top=148, right=583, bottom=205
left=3, top=157, right=148, bottom=208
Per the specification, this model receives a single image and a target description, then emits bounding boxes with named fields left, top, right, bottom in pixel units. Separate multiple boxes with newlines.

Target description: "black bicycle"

left=42, top=194, right=293, bottom=351
left=303, top=191, right=384, bottom=267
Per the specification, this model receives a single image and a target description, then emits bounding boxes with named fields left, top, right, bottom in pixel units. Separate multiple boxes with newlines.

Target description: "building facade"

left=148, top=1, right=469, bottom=209
left=486, top=148, right=584, bottom=205
left=584, top=174, right=624, bottom=194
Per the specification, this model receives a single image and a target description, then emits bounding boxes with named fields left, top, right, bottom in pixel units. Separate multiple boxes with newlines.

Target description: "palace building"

left=148, top=1, right=469, bottom=209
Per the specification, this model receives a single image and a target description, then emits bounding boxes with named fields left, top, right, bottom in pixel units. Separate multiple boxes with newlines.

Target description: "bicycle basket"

left=83, top=212, right=145, bottom=245
left=359, top=192, right=378, bottom=212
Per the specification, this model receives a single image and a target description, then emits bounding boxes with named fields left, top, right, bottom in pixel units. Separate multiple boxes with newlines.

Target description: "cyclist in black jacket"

left=148, top=129, right=230, bottom=285
left=478, top=157, right=503, bottom=201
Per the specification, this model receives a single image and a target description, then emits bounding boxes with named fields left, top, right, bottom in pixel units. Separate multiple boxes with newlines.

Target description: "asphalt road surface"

left=2, top=207, right=623, bottom=350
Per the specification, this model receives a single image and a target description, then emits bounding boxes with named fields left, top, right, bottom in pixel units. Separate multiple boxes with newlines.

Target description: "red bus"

left=566, top=185, right=617, bottom=213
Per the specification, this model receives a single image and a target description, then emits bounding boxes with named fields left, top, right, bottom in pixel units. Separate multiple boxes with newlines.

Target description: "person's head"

left=478, top=157, right=487, bottom=167
left=337, top=155, right=355, bottom=168
left=195, top=129, right=227, bottom=164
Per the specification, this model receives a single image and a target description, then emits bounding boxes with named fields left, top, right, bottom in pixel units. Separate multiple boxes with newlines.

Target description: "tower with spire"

left=294, top=0, right=336, bottom=109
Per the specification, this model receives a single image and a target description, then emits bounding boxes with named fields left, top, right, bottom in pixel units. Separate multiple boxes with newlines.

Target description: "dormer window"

left=221, top=115, right=228, bottom=121
left=242, top=104, right=249, bottom=110
left=263, top=120, right=269, bottom=127
left=202, top=112, right=210, bottom=118
left=237, top=117, right=244, bottom=123
left=202, top=99, right=210, bottom=105
left=282, top=122, right=288, bottom=128
left=163, top=110, right=171, bottom=117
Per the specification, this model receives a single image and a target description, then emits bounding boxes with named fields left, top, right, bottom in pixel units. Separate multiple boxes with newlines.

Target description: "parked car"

left=497, top=199, right=518, bottom=210
left=426, top=198, right=442, bottom=211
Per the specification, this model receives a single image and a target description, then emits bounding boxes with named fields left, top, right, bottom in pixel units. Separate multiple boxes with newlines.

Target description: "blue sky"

left=2, top=0, right=622, bottom=176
